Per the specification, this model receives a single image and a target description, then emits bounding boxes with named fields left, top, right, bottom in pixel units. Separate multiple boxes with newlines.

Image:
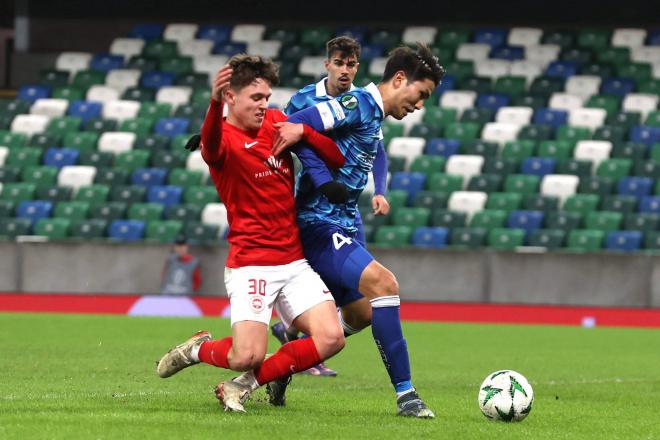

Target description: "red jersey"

left=200, top=100, right=344, bottom=268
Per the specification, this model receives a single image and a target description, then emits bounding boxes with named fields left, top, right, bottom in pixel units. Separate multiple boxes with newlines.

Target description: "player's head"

left=379, top=42, right=445, bottom=120
left=224, top=54, right=279, bottom=131
left=324, top=36, right=361, bottom=96
left=174, top=234, right=188, bottom=255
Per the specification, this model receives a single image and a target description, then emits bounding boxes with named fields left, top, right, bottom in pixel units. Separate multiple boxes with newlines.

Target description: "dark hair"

left=326, top=36, right=361, bottom=60
left=381, top=42, right=445, bottom=86
left=227, top=54, right=279, bottom=90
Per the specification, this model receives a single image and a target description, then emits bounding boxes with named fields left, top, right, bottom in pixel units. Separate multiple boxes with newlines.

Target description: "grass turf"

left=1, top=313, right=659, bottom=439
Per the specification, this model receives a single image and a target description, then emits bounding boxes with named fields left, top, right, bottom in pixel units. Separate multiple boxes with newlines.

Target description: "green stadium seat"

left=470, top=209, right=507, bottom=230
left=265, top=28, right=298, bottom=45
left=462, top=140, right=499, bottom=158
left=170, top=134, right=194, bottom=151
left=300, top=27, right=332, bottom=49
left=69, top=219, right=107, bottom=239
left=39, top=69, right=69, bottom=87
left=21, top=166, right=58, bottom=188
left=536, top=140, right=574, bottom=160
left=34, top=217, right=71, bottom=239
left=486, top=192, right=523, bottom=212
left=0, top=131, right=28, bottom=148
left=139, top=102, right=172, bottom=121
left=151, top=150, right=187, bottom=169
left=126, top=55, right=159, bottom=72
left=0, top=218, right=32, bottom=238
left=393, top=207, right=430, bottom=228
left=567, top=229, right=604, bottom=251
left=511, top=95, right=547, bottom=110
left=596, top=47, right=630, bottom=65
left=183, top=186, right=219, bottom=207
left=645, top=111, right=660, bottom=128
left=83, top=118, right=117, bottom=133
left=0, top=166, right=20, bottom=183
left=644, top=231, right=660, bottom=250
left=557, top=126, right=591, bottom=143
left=450, top=227, right=486, bottom=248
left=184, top=222, right=219, bottom=244
left=114, top=150, right=150, bottom=172
left=530, top=77, right=565, bottom=97
left=381, top=122, right=405, bottom=145
left=122, top=86, right=156, bottom=102
left=528, top=228, right=566, bottom=249
left=482, top=158, right=518, bottom=176
left=63, top=132, right=98, bottom=152
left=6, top=147, right=41, bottom=167
left=504, top=174, right=540, bottom=195
left=127, top=202, right=163, bottom=222
left=47, top=116, right=82, bottom=136
left=409, top=155, right=445, bottom=175
left=436, top=28, right=470, bottom=48
left=78, top=151, right=114, bottom=167
left=563, top=194, right=600, bottom=215
left=636, top=160, right=660, bottom=179
left=411, top=191, right=449, bottom=211
left=542, top=30, right=575, bottom=50
left=52, top=86, right=85, bottom=101
left=596, top=159, right=632, bottom=179
left=586, top=95, right=620, bottom=116
left=164, top=204, right=201, bottom=224
left=601, top=195, right=637, bottom=214
left=36, top=186, right=73, bottom=202
left=443, top=60, right=474, bottom=81
left=458, top=76, right=493, bottom=94
left=160, top=56, right=193, bottom=75
left=168, top=169, right=203, bottom=188
left=427, top=173, right=463, bottom=193
left=387, top=156, right=407, bottom=173
left=30, top=133, right=62, bottom=150
left=432, top=209, right=466, bottom=228
left=119, top=117, right=154, bottom=136
left=561, top=47, right=593, bottom=65
left=595, top=126, right=628, bottom=145
left=578, top=29, right=611, bottom=50
left=494, top=76, right=526, bottom=97
left=143, top=40, right=178, bottom=58
left=617, top=62, right=652, bottom=83
left=386, top=190, right=408, bottom=215
left=191, top=88, right=212, bottom=106
left=488, top=227, right=525, bottom=250
left=374, top=225, right=412, bottom=247
left=517, top=125, right=553, bottom=142
left=134, top=134, right=170, bottom=151
left=408, top=123, right=442, bottom=140
left=501, top=140, right=536, bottom=160
left=556, top=159, right=593, bottom=179
left=584, top=211, right=623, bottom=232
left=625, top=212, right=659, bottom=233
left=650, top=144, right=660, bottom=162
left=54, top=201, right=90, bottom=220
left=72, top=70, right=106, bottom=90
left=111, top=185, right=146, bottom=204
left=89, top=201, right=127, bottom=221
left=524, top=194, right=560, bottom=213
left=146, top=220, right=183, bottom=243
left=545, top=211, right=583, bottom=231
left=606, top=111, right=641, bottom=130
left=0, top=200, right=15, bottom=217
left=1, top=182, right=36, bottom=202
left=578, top=176, right=614, bottom=198
left=174, top=103, right=207, bottom=119
left=638, top=79, right=660, bottom=95
left=74, top=184, right=110, bottom=205
left=444, top=122, right=481, bottom=142
left=467, top=174, right=502, bottom=193
left=423, top=107, right=457, bottom=126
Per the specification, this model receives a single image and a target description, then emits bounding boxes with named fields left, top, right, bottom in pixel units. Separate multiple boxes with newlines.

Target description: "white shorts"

left=224, top=259, right=334, bottom=328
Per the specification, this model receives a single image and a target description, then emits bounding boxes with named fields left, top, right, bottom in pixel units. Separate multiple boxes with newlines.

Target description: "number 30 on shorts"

left=332, top=232, right=352, bottom=250
left=248, top=278, right=266, bottom=296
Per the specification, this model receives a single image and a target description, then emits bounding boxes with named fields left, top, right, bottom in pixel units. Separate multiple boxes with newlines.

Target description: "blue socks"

left=369, top=295, right=413, bottom=395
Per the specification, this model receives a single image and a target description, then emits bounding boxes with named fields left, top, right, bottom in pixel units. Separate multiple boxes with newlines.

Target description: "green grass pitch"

left=1, top=313, right=659, bottom=439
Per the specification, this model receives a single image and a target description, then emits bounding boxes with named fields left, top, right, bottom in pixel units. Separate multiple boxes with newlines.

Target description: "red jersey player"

left=156, top=55, right=346, bottom=413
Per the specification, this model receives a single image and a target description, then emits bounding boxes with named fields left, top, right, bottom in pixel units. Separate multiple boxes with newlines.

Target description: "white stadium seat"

left=448, top=191, right=487, bottom=221
left=509, top=60, right=543, bottom=86
left=86, top=85, right=120, bottom=104
left=446, top=155, right=485, bottom=189
left=57, top=166, right=97, bottom=193
left=0, top=146, right=8, bottom=166
left=110, top=38, right=145, bottom=60
left=455, top=43, right=491, bottom=62
left=364, top=171, right=391, bottom=195
left=495, top=107, right=534, bottom=126
left=201, top=203, right=229, bottom=237
left=269, top=87, right=296, bottom=110
left=30, top=99, right=68, bottom=117
left=247, top=40, right=282, bottom=59
left=388, top=137, right=426, bottom=169
left=105, top=69, right=142, bottom=93
left=548, top=93, right=584, bottom=111
left=186, top=150, right=210, bottom=178
left=178, top=39, right=214, bottom=57
left=10, top=114, right=50, bottom=136
left=565, top=75, right=602, bottom=99
left=612, top=28, right=647, bottom=48
left=569, top=108, right=607, bottom=130
left=630, top=46, right=660, bottom=64
left=440, top=90, right=477, bottom=117
left=55, top=52, right=92, bottom=74
left=524, top=44, right=560, bottom=65
left=474, top=60, right=510, bottom=79
left=540, top=174, right=579, bottom=207
left=163, top=23, right=199, bottom=43
left=231, top=24, right=266, bottom=42
left=386, top=107, right=426, bottom=136
left=481, top=122, right=521, bottom=146
left=298, top=56, right=327, bottom=78
left=622, top=93, right=659, bottom=119
left=368, top=57, right=388, bottom=77
left=574, top=140, right=613, bottom=169
left=155, top=86, right=192, bottom=109
left=402, top=26, right=437, bottom=44
left=193, top=55, right=229, bottom=80
left=508, top=27, right=543, bottom=46
left=102, top=100, right=141, bottom=122
left=97, top=132, right=136, bottom=154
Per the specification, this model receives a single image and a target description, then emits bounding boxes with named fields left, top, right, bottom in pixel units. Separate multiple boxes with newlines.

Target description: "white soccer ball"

left=478, top=370, right=534, bottom=422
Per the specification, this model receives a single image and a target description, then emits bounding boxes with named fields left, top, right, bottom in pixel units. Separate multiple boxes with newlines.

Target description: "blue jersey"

left=284, top=78, right=357, bottom=116
left=291, top=83, right=385, bottom=233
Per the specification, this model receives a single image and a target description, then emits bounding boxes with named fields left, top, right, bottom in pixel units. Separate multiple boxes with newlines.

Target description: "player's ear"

left=393, top=71, right=407, bottom=89
left=324, top=59, right=330, bottom=70
left=224, top=88, right=235, bottom=105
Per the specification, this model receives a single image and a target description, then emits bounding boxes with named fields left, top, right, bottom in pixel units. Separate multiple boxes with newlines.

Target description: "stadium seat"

left=21, top=165, right=58, bottom=187
left=0, top=218, right=32, bottom=237
left=6, top=147, right=41, bottom=168
left=374, top=225, right=413, bottom=247
left=16, top=200, right=53, bottom=224
left=31, top=132, right=62, bottom=149
left=594, top=126, right=627, bottom=144
left=596, top=159, right=632, bottom=179
left=528, top=228, right=566, bottom=249
left=462, top=140, right=499, bottom=158
left=111, top=185, right=146, bottom=203
left=122, top=86, right=156, bottom=102
left=86, top=85, right=120, bottom=104
left=110, top=38, right=145, bottom=60
left=131, top=168, right=167, bottom=188
left=154, top=118, right=190, bottom=137
left=1, top=182, right=36, bottom=202
left=411, top=226, right=449, bottom=248
left=524, top=194, right=559, bottom=213
left=74, top=184, right=110, bottom=205
left=486, top=192, right=523, bottom=212
left=178, top=39, right=214, bottom=57
left=537, top=140, right=573, bottom=160
left=521, top=157, right=556, bottom=177
left=427, top=173, right=463, bottom=193
left=470, top=209, right=507, bottom=230
left=36, top=186, right=72, bottom=203
left=556, top=159, right=592, bottom=179
left=584, top=211, right=623, bottom=232
left=622, top=93, right=658, bottom=119
left=43, top=147, right=79, bottom=169
left=602, top=195, right=637, bottom=213
left=431, top=209, right=466, bottom=228
left=389, top=172, right=426, bottom=203
left=30, top=99, right=68, bottom=118
left=440, top=91, right=477, bottom=116
left=147, top=185, right=183, bottom=207
left=201, top=203, right=228, bottom=237
left=447, top=191, right=487, bottom=221
left=495, top=106, right=533, bottom=126
left=128, top=202, right=164, bottom=222
left=165, top=204, right=202, bottom=224
left=565, top=75, right=602, bottom=99
left=504, top=174, right=540, bottom=195
left=579, top=176, right=614, bottom=198
left=98, top=132, right=137, bottom=154
left=467, top=174, right=502, bottom=193
left=569, top=108, right=607, bottom=131
left=156, top=86, right=192, bottom=109
left=630, top=126, right=660, bottom=147
left=18, top=85, right=50, bottom=102
left=10, top=114, right=50, bottom=137
left=450, top=227, right=487, bottom=248
left=33, top=217, right=71, bottom=239
left=409, top=155, right=446, bottom=174
left=108, top=219, right=145, bottom=242
left=102, top=100, right=140, bottom=122
left=625, top=212, right=659, bottom=232
left=501, top=140, right=536, bottom=160
left=488, top=227, right=525, bottom=250
left=639, top=196, right=660, bottom=214
left=425, top=138, right=461, bottom=157
left=411, top=191, right=449, bottom=211
left=563, top=194, right=601, bottom=215
left=605, top=230, right=642, bottom=252
left=508, top=210, right=544, bottom=238
left=567, top=229, right=604, bottom=251
left=574, top=140, right=613, bottom=170
left=67, top=100, right=102, bottom=122
left=549, top=93, right=583, bottom=112
left=184, top=185, right=219, bottom=208
left=393, top=207, right=430, bottom=228
left=89, top=201, right=127, bottom=221
left=388, top=138, right=426, bottom=169
left=145, top=220, right=183, bottom=243
left=78, top=151, right=113, bottom=167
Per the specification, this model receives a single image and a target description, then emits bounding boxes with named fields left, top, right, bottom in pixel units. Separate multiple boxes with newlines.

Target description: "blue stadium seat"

left=90, top=54, right=124, bottom=72
left=359, top=43, right=384, bottom=62
left=43, top=147, right=79, bottom=169
left=425, top=138, right=461, bottom=157
left=639, top=196, right=660, bottom=213
left=147, top=185, right=183, bottom=207
left=617, top=177, right=653, bottom=197
left=647, top=29, right=660, bottom=45
left=474, top=27, right=507, bottom=47
left=128, top=23, right=164, bottom=41
left=412, top=226, right=449, bottom=248
left=629, top=126, right=660, bottom=146
left=18, top=84, right=50, bottom=102
left=507, top=210, right=544, bottom=239
left=336, top=26, right=368, bottom=43
left=533, top=108, right=568, bottom=128
left=140, top=71, right=176, bottom=89
left=213, top=42, right=248, bottom=56
left=606, top=230, right=642, bottom=252
left=601, top=77, right=636, bottom=96
left=521, top=157, right=556, bottom=177
left=67, top=100, right=102, bottom=122
left=16, top=200, right=53, bottom=224
left=476, top=93, right=510, bottom=111
left=490, top=45, right=525, bottom=61
left=434, top=74, right=456, bottom=95
left=544, top=61, right=578, bottom=78
left=131, top=168, right=168, bottom=187
left=108, top=219, right=145, bottom=241
left=197, top=25, right=232, bottom=43
left=154, top=118, right=190, bottom=137
left=390, top=172, right=426, bottom=203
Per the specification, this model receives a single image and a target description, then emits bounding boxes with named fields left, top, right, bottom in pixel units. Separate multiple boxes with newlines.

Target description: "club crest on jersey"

left=250, top=296, right=264, bottom=313
left=266, top=155, right=283, bottom=170
left=340, top=94, right=358, bottom=110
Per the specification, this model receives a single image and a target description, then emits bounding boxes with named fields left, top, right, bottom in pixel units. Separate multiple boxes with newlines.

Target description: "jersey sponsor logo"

left=340, top=94, right=358, bottom=110
left=328, top=99, right=346, bottom=121
left=356, top=151, right=376, bottom=171
left=255, top=155, right=290, bottom=179
left=244, top=141, right=258, bottom=149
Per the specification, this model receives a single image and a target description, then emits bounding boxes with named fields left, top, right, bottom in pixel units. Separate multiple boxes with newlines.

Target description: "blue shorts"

left=299, top=221, right=373, bottom=307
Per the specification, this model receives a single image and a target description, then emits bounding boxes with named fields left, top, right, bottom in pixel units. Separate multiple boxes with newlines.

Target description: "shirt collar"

left=316, top=77, right=356, bottom=98
left=364, top=82, right=385, bottom=114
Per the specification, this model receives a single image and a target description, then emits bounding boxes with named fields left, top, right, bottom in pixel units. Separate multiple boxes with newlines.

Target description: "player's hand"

left=212, top=65, right=232, bottom=102
left=185, top=134, right=201, bottom=151
left=372, top=194, right=390, bottom=215
left=272, top=122, right=304, bottom=156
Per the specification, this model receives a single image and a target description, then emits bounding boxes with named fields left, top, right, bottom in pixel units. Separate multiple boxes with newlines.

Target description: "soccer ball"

left=478, top=370, right=534, bottom=422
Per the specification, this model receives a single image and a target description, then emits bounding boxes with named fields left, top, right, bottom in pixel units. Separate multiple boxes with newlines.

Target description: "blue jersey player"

left=270, top=37, right=390, bottom=377
left=274, top=43, right=445, bottom=418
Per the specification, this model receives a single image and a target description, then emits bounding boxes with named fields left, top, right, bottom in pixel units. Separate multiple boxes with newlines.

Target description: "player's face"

left=325, top=52, right=359, bottom=95
left=226, top=78, right=272, bottom=131
left=389, top=76, right=436, bottom=120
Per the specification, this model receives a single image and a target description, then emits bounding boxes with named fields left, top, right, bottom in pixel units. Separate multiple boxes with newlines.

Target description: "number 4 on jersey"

left=332, top=232, right=352, bottom=250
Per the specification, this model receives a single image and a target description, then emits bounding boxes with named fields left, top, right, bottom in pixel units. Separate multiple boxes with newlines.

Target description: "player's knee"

left=377, top=271, right=399, bottom=296
left=229, top=350, right=263, bottom=371
left=314, top=327, right=345, bottom=357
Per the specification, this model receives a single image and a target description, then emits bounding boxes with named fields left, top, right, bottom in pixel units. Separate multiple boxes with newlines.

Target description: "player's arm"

left=199, top=65, right=232, bottom=165
left=372, top=140, right=390, bottom=215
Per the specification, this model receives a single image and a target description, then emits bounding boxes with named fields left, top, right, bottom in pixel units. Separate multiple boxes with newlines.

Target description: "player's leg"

left=339, top=296, right=372, bottom=334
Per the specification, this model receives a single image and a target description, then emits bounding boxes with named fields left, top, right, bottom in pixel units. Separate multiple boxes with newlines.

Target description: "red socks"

left=198, top=337, right=233, bottom=369
left=254, top=338, right=321, bottom=386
